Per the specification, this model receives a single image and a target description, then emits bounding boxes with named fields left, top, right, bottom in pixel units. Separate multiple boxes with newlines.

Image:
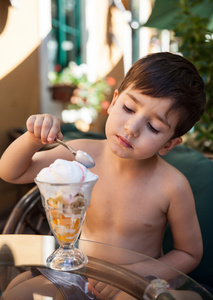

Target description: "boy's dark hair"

left=118, top=52, right=206, bottom=138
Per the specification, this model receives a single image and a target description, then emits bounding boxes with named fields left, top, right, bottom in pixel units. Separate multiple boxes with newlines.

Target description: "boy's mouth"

left=116, top=135, right=133, bottom=148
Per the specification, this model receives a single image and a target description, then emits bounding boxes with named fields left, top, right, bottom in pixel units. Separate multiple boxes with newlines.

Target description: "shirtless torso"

left=75, top=139, right=194, bottom=268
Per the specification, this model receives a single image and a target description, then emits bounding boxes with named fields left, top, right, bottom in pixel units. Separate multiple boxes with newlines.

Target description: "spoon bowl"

left=55, top=138, right=95, bottom=168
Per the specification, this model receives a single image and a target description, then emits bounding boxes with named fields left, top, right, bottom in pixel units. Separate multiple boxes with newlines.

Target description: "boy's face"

left=105, top=87, right=182, bottom=160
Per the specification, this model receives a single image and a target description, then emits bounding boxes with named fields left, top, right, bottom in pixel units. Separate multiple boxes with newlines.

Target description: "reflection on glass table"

left=0, top=235, right=212, bottom=300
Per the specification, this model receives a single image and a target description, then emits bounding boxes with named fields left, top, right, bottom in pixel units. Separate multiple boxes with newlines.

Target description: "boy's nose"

left=124, top=120, right=140, bottom=137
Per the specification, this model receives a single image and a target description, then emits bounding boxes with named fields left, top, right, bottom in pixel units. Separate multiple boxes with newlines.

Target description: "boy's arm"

left=0, top=114, right=63, bottom=184
left=157, top=177, right=203, bottom=277
left=123, top=177, right=203, bottom=281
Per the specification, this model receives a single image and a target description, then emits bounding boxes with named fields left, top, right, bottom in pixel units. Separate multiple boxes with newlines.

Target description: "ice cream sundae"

left=35, top=159, right=98, bottom=270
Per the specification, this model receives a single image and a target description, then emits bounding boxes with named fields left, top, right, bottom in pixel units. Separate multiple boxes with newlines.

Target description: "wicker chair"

left=2, top=186, right=51, bottom=235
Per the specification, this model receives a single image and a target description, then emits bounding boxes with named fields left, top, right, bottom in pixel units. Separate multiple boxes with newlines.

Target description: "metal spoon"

left=55, top=138, right=95, bottom=168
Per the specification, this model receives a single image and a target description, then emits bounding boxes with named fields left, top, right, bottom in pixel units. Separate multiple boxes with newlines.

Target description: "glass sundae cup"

left=35, top=178, right=98, bottom=271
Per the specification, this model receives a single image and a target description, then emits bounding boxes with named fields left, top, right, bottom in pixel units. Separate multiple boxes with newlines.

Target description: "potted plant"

left=48, top=62, right=116, bottom=131
left=48, top=62, right=116, bottom=113
left=172, top=0, right=213, bottom=155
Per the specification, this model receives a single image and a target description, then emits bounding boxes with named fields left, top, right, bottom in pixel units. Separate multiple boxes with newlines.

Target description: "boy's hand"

left=26, top=114, right=63, bottom=145
left=88, top=279, right=120, bottom=299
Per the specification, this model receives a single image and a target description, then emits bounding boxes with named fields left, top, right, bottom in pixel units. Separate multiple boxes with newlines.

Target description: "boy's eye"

left=123, top=105, right=135, bottom=113
left=148, top=123, right=159, bottom=134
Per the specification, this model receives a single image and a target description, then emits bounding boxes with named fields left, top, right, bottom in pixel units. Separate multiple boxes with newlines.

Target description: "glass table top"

left=0, top=234, right=212, bottom=300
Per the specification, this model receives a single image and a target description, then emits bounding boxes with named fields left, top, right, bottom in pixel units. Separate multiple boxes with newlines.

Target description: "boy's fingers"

left=56, top=131, right=63, bottom=141
left=54, top=132, right=64, bottom=144
left=95, top=283, right=120, bottom=299
left=46, top=116, right=62, bottom=143
left=88, top=279, right=120, bottom=299
left=26, top=115, right=37, bottom=133
left=26, top=114, right=63, bottom=144
left=34, top=116, right=45, bottom=139
left=26, top=114, right=62, bottom=144
left=40, top=116, right=55, bottom=143
left=88, top=281, right=109, bottom=300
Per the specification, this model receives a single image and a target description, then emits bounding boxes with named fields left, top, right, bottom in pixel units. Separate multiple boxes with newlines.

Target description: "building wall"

left=0, top=0, right=43, bottom=222
left=0, top=0, right=41, bottom=154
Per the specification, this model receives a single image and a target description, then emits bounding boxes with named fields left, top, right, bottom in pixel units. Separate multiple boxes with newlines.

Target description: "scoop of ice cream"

left=36, top=159, right=97, bottom=184
left=35, top=159, right=98, bottom=204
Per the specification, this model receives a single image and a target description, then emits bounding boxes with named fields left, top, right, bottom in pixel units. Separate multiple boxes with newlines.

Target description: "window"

left=49, top=0, right=81, bottom=70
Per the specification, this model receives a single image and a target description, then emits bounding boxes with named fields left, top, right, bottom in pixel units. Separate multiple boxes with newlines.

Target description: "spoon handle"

left=55, top=138, right=77, bottom=156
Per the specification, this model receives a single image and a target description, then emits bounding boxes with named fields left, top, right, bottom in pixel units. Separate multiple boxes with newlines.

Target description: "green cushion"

left=61, top=123, right=106, bottom=140
left=162, top=145, right=213, bottom=288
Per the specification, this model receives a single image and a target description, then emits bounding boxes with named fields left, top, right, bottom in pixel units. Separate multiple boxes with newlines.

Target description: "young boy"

left=0, top=52, right=205, bottom=299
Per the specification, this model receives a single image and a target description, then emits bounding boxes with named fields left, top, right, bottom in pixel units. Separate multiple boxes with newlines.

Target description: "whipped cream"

left=35, top=159, right=98, bottom=204
left=36, top=159, right=97, bottom=184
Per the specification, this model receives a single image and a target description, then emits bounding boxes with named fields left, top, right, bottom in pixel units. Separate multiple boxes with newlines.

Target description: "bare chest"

left=85, top=177, right=168, bottom=236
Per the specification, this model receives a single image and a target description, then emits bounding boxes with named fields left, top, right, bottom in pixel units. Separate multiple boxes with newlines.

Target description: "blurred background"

left=0, top=0, right=213, bottom=231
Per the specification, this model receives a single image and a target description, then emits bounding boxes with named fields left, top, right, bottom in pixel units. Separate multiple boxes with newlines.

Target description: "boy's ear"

left=107, top=89, right=119, bottom=114
left=158, top=137, right=182, bottom=156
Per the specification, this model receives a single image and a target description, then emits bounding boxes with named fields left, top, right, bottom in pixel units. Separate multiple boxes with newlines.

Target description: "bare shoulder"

left=152, top=156, right=195, bottom=223
left=158, top=156, right=192, bottom=198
